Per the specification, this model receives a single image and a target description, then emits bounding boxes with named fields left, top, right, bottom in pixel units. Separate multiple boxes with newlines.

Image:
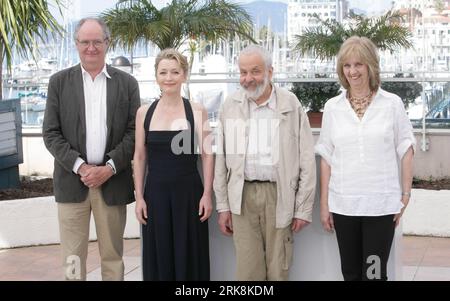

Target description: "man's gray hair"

left=73, top=17, right=111, bottom=41
left=239, top=44, right=272, bottom=68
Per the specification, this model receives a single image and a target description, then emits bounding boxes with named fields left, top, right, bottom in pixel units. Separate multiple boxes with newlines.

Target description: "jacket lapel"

left=72, top=65, right=87, bottom=153
left=105, top=65, right=117, bottom=147
left=233, top=90, right=250, bottom=120
left=232, top=90, right=250, bottom=156
left=274, top=86, right=293, bottom=120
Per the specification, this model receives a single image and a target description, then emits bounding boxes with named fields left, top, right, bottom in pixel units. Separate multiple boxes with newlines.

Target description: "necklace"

left=348, top=90, right=373, bottom=119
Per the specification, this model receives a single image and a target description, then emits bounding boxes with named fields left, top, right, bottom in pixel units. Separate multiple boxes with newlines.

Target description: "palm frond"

left=293, top=9, right=413, bottom=60
left=102, top=0, right=254, bottom=51
left=294, top=14, right=347, bottom=60
left=1, top=0, right=63, bottom=98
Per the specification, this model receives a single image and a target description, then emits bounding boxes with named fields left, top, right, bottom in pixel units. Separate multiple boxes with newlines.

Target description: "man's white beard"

left=244, top=75, right=269, bottom=101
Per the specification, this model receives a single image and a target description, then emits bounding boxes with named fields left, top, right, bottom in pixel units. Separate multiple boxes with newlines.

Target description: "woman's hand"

left=199, top=194, right=213, bottom=222
left=393, top=195, right=409, bottom=227
left=320, top=203, right=334, bottom=233
left=135, top=198, right=148, bottom=225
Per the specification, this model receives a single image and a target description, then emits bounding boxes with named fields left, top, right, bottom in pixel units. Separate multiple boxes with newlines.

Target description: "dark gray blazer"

left=43, top=64, right=140, bottom=205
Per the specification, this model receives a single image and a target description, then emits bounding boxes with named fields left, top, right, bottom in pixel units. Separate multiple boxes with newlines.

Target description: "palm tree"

left=0, top=0, right=63, bottom=99
left=102, top=0, right=254, bottom=97
left=294, top=10, right=413, bottom=60
left=102, top=0, right=254, bottom=58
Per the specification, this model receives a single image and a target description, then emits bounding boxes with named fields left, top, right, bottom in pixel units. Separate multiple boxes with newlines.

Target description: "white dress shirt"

left=72, top=64, right=115, bottom=174
left=244, top=87, right=278, bottom=182
left=315, top=88, right=416, bottom=216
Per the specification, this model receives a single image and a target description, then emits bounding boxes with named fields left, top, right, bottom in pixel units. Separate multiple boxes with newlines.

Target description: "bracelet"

left=401, top=192, right=411, bottom=197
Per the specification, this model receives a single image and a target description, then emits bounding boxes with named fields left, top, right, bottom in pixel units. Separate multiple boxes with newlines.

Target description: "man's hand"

left=291, top=218, right=310, bottom=233
left=80, top=165, right=114, bottom=188
left=77, top=163, right=95, bottom=177
left=218, top=211, right=233, bottom=236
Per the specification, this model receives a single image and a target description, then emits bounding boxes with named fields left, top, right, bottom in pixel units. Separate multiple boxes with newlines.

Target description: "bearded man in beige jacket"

left=214, top=45, right=316, bottom=280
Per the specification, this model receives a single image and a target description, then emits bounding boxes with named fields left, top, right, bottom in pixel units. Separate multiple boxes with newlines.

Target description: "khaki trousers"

left=232, top=181, right=293, bottom=281
left=57, top=187, right=126, bottom=281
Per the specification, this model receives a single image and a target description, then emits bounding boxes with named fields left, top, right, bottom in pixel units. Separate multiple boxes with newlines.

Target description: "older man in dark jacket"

left=43, top=17, right=140, bottom=281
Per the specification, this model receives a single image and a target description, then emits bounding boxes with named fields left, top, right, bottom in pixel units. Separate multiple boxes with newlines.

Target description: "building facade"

left=287, top=0, right=348, bottom=43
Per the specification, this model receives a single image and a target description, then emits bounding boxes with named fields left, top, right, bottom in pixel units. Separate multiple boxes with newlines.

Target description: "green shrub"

left=290, top=81, right=341, bottom=112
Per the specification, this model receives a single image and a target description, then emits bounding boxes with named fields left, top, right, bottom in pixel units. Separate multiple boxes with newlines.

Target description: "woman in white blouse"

left=315, top=36, right=415, bottom=281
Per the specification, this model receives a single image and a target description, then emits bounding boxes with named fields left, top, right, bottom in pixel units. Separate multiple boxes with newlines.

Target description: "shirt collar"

left=81, top=64, right=111, bottom=79
left=336, top=88, right=348, bottom=103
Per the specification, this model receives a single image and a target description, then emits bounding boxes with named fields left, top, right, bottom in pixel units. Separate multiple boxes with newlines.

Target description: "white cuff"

left=106, top=159, right=117, bottom=174
left=314, top=144, right=332, bottom=166
left=396, top=139, right=416, bottom=159
left=73, top=157, right=85, bottom=174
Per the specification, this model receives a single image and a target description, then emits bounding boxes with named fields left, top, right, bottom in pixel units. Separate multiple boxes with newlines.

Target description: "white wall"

left=0, top=197, right=139, bottom=249
left=403, top=189, right=450, bottom=237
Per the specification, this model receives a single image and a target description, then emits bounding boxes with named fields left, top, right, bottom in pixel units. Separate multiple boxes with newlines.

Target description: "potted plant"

left=290, top=80, right=341, bottom=128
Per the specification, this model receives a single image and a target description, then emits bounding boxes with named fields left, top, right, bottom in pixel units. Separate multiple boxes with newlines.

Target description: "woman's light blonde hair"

left=154, top=48, right=189, bottom=75
left=336, top=36, right=380, bottom=92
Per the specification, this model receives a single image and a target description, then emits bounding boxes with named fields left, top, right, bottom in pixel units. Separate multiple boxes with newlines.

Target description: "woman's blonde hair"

left=336, top=36, right=380, bottom=92
left=154, top=48, right=189, bottom=75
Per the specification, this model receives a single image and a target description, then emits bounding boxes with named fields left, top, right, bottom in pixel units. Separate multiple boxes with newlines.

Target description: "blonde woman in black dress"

left=133, top=49, right=213, bottom=280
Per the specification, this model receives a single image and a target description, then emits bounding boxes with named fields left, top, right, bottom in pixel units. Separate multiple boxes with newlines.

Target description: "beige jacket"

left=214, top=86, right=316, bottom=228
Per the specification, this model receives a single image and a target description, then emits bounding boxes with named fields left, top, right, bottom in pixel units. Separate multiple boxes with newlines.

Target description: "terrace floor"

left=0, top=235, right=449, bottom=281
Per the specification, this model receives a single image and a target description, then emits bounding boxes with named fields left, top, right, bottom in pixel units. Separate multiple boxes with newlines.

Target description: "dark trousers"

left=333, top=213, right=396, bottom=281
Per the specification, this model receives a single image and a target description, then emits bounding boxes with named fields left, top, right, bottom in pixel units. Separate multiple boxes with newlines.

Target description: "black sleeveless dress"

left=141, top=98, right=210, bottom=281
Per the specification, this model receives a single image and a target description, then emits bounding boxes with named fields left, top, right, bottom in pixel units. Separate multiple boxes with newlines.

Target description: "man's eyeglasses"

left=76, top=38, right=108, bottom=48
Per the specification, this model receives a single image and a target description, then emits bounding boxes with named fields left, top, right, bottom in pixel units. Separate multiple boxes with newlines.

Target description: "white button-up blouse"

left=315, top=88, right=416, bottom=216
